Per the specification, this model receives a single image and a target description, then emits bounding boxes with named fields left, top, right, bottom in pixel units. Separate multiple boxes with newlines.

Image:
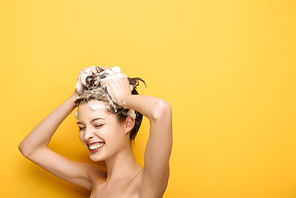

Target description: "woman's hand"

left=101, top=72, right=131, bottom=107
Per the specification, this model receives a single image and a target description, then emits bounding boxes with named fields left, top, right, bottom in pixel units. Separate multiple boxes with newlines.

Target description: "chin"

left=89, top=154, right=105, bottom=162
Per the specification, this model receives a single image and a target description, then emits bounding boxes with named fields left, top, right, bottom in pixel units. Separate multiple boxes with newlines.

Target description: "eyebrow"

left=91, top=117, right=104, bottom=123
left=76, top=121, right=84, bottom=125
left=77, top=117, right=104, bottom=125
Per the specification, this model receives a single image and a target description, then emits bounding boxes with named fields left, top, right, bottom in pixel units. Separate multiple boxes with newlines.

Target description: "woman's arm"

left=18, top=91, right=102, bottom=190
left=19, top=92, right=78, bottom=156
left=102, top=76, right=173, bottom=196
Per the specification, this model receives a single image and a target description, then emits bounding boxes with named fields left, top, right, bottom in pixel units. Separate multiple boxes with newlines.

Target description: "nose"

left=84, top=127, right=95, bottom=141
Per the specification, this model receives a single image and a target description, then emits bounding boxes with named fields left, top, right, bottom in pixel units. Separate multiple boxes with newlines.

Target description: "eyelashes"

left=78, top=124, right=104, bottom=131
left=94, top=124, right=104, bottom=128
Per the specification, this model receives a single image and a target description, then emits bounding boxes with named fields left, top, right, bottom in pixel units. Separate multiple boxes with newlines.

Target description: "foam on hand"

left=80, top=73, right=90, bottom=86
left=100, top=66, right=126, bottom=82
left=84, top=68, right=93, bottom=74
left=101, top=66, right=121, bottom=75
left=75, top=81, right=83, bottom=95
left=100, top=67, right=133, bottom=91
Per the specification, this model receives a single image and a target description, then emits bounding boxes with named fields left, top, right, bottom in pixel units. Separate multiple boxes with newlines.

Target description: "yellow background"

left=1, top=0, right=296, bottom=197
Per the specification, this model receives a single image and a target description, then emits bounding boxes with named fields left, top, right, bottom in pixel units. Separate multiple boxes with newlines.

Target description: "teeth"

left=89, top=143, right=104, bottom=150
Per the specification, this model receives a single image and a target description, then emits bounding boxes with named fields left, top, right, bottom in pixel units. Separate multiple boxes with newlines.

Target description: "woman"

left=19, top=66, right=173, bottom=197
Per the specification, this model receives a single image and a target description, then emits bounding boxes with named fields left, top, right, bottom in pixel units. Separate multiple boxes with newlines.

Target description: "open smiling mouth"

left=88, top=142, right=105, bottom=153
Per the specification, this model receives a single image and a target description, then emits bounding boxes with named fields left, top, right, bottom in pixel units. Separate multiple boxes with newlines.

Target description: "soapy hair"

left=75, top=66, right=145, bottom=141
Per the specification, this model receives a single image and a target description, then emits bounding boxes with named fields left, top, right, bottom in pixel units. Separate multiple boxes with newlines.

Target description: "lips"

left=87, top=142, right=105, bottom=153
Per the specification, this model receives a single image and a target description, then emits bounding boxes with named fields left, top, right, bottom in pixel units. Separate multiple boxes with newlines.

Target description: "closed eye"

left=78, top=125, right=86, bottom=131
left=77, top=121, right=86, bottom=132
left=94, top=124, right=104, bottom=128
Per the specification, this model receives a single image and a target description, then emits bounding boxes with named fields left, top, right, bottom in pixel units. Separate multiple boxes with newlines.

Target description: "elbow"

left=18, top=141, right=33, bottom=159
left=18, top=142, right=28, bottom=158
left=151, top=99, right=172, bottom=121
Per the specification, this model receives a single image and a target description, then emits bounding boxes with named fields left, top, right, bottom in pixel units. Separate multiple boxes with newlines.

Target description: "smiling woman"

left=18, top=66, right=173, bottom=198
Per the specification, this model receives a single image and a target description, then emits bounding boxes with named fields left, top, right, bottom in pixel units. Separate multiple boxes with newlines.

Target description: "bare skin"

left=19, top=67, right=172, bottom=198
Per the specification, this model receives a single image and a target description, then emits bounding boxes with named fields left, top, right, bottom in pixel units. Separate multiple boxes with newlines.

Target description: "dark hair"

left=75, top=66, right=145, bottom=141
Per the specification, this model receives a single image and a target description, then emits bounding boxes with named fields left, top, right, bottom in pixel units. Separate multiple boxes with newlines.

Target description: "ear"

left=124, top=116, right=135, bottom=134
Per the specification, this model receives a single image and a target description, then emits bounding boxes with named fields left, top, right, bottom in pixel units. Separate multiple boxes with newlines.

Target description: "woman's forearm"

left=19, top=91, right=78, bottom=157
left=121, top=94, right=171, bottom=121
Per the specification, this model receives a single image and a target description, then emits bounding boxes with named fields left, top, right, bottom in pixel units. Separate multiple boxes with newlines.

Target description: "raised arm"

left=19, top=92, right=78, bottom=157
left=18, top=69, right=109, bottom=191
left=18, top=91, right=97, bottom=190
left=101, top=75, right=173, bottom=196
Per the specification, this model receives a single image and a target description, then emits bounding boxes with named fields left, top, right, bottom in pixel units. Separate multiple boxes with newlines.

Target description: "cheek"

left=109, top=124, right=127, bottom=139
left=78, top=132, right=84, bottom=142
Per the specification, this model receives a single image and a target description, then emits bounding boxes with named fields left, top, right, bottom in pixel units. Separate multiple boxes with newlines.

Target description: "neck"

left=104, top=145, right=141, bottom=182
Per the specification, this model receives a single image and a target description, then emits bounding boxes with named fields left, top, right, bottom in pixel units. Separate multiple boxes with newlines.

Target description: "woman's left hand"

left=101, top=72, right=131, bottom=107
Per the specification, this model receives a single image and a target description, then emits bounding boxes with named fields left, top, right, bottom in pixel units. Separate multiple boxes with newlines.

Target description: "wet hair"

left=75, top=66, right=145, bottom=141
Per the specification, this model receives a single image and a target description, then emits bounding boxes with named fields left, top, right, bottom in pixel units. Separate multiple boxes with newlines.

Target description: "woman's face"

left=76, top=100, right=128, bottom=161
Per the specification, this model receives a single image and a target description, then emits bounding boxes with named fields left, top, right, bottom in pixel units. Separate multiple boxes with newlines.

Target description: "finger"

left=81, top=67, right=95, bottom=74
left=81, top=67, right=88, bottom=72
left=122, top=73, right=127, bottom=79
left=100, top=79, right=108, bottom=86
left=77, top=71, right=84, bottom=80
left=77, top=73, right=82, bottom=82
left=85, top=68, right=91, bottom=74
left=85, top=67, right=97, bottom=74
left=89, top=66, right=98, bottom=74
